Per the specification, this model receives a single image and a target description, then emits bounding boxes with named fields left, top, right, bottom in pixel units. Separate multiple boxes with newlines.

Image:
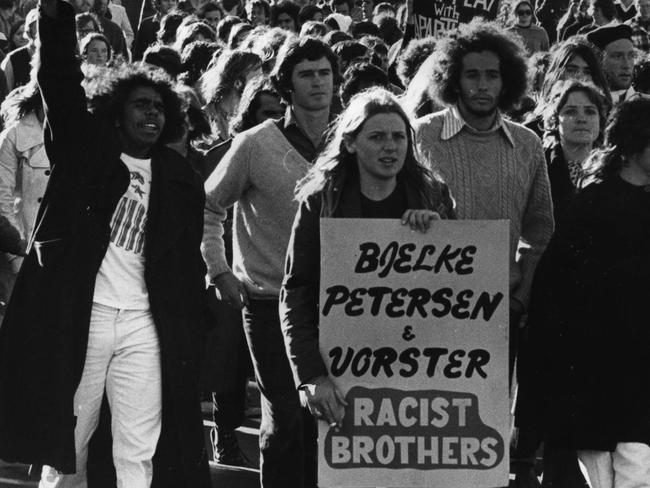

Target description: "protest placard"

left=413, top=0, right=501, bottom=38
left=318, top=219, right=509, bottom=488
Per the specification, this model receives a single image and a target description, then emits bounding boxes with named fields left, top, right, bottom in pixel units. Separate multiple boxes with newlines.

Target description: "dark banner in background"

left=413, top=0, right=501, bottom=38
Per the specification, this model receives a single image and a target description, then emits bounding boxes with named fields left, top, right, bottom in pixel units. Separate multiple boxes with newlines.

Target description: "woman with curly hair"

left=517, top=97, right=650, bottom=488
left=0, top=0, right=211, bottom=486
left=280, top=88, right=455, bottom=428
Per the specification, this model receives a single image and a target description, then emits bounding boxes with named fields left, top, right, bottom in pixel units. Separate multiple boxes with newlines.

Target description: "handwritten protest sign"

left=318, top=219, right=509, bottom=488
left=413, top=0, right=501, bottom=38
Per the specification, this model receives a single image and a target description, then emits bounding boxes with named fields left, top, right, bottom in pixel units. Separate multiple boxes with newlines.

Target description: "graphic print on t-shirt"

left=93, top=155, right=152, bottom=310
left=109, top=170, right=148, bottom=255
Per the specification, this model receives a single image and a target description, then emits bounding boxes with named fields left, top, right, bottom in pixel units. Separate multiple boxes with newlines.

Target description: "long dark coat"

left=0, top=3, right=211, bottom=487
left=516, top=176, right=650, bottom=451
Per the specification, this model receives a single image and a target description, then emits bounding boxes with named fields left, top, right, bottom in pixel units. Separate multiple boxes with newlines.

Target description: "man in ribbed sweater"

left=202, top=37, right=339, bottom=488
left=413, top=19, right=554, bottom=381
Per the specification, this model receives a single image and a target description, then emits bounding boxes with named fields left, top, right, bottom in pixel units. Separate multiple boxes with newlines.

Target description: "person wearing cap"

left=625, top=0, right=650, bottom=52
left=0, top=7, right=35, bottom=91
left=587, top=24, right=638, bottom=101
left=508, top=0, right=550, bottom=54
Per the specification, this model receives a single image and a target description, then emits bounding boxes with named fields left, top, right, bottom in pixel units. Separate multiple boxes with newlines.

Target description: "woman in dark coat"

left=514, top=78, right=609, bottom=488
left=279, top=88, right=455, bottom=428
left=516, top=98, right=650, bottom=488
left=0, top=0, right=211, bottom=486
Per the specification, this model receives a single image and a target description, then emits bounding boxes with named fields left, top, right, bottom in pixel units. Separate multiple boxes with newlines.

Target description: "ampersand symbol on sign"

left=402, top=326, right=415, bottom=341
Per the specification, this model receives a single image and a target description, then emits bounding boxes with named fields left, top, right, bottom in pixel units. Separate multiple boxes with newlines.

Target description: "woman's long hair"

left=200, top=50, right=261, bottom=105
left=540, top=36, right=610, bottom=102
left=400, top=53, right=441, bottom=119
left=295, top=87, right=441, bottom=208
left=229, top=74, right=283, bottom=135
left=583, top=98, right=650, bottom=183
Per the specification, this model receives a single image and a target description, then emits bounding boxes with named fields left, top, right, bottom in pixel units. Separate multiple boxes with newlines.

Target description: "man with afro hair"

left=413, top=18, right=554, bottom=383
left=0, top=0, right=211, bottom=486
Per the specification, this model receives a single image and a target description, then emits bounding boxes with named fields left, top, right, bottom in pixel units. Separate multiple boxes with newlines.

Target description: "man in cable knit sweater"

left=202, top=37, right=339, bottom=488
left=413, top=19, right=554, bottom=382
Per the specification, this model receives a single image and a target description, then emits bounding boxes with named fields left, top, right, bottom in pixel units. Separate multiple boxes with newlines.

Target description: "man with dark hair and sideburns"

left=0, top=0, right=211, bottom=486
left=202, top=36, right=339, bottom=488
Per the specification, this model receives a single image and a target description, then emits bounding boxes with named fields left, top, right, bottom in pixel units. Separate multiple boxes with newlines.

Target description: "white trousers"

left=578, top=443, right=650, bottom=488
left=40, top=303, right=162, bottom=488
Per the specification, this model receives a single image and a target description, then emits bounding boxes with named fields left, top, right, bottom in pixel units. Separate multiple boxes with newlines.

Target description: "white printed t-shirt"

left=93, top=153, right=151, bottom=310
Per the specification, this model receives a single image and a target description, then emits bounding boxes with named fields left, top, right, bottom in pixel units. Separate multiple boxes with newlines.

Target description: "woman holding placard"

left=279, top=87, right=455, bottom=429
left=514, top=77, right=610, bottom=488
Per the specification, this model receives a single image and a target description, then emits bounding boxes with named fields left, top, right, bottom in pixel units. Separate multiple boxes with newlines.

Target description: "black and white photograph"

left=0, top=0, right=649, bottom=486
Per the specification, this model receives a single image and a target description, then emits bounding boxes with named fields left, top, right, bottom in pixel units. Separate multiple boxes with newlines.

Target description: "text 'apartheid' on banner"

left=317, top=219, right=509, bottom=488
left=413, top=0, right=501, bottom=39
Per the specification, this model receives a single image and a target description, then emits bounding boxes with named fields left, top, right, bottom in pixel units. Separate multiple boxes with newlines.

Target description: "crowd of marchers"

left=0, top=0, right=647, bottom=487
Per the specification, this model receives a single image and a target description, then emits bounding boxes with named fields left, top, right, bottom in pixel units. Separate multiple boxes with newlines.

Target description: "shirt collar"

left=283, top=105, right=335, bottom=134
left=441, top=105, right=514, bottom=146
left=611, top=86, right=636, bottom=102
left=617, top=0, right=635, bottom=11
left=283, top=105, right=299, bottom=130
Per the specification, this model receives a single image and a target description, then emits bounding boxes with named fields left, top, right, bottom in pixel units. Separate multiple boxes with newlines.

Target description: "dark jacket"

left=279, top=169, right=455, bottom=389
left=561, top=15, right=591, bottom=40
left=0, top=2, right=211, bottom=486
left=544, top=139, right=580, bottom=224
left=0, top=214, right=24, bottom=255
left=97, top=15, right=129, bottom=60
left=516, top=176, right=650, bottom=451
left=535, top=0, right=569, bottom=44
left=132, top=14, right=159, bottom=61
left=4, top=45, right=32, bottom=89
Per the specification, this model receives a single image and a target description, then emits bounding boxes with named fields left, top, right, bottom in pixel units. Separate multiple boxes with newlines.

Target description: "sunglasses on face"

left=516, top=9, right=532, bottom=15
